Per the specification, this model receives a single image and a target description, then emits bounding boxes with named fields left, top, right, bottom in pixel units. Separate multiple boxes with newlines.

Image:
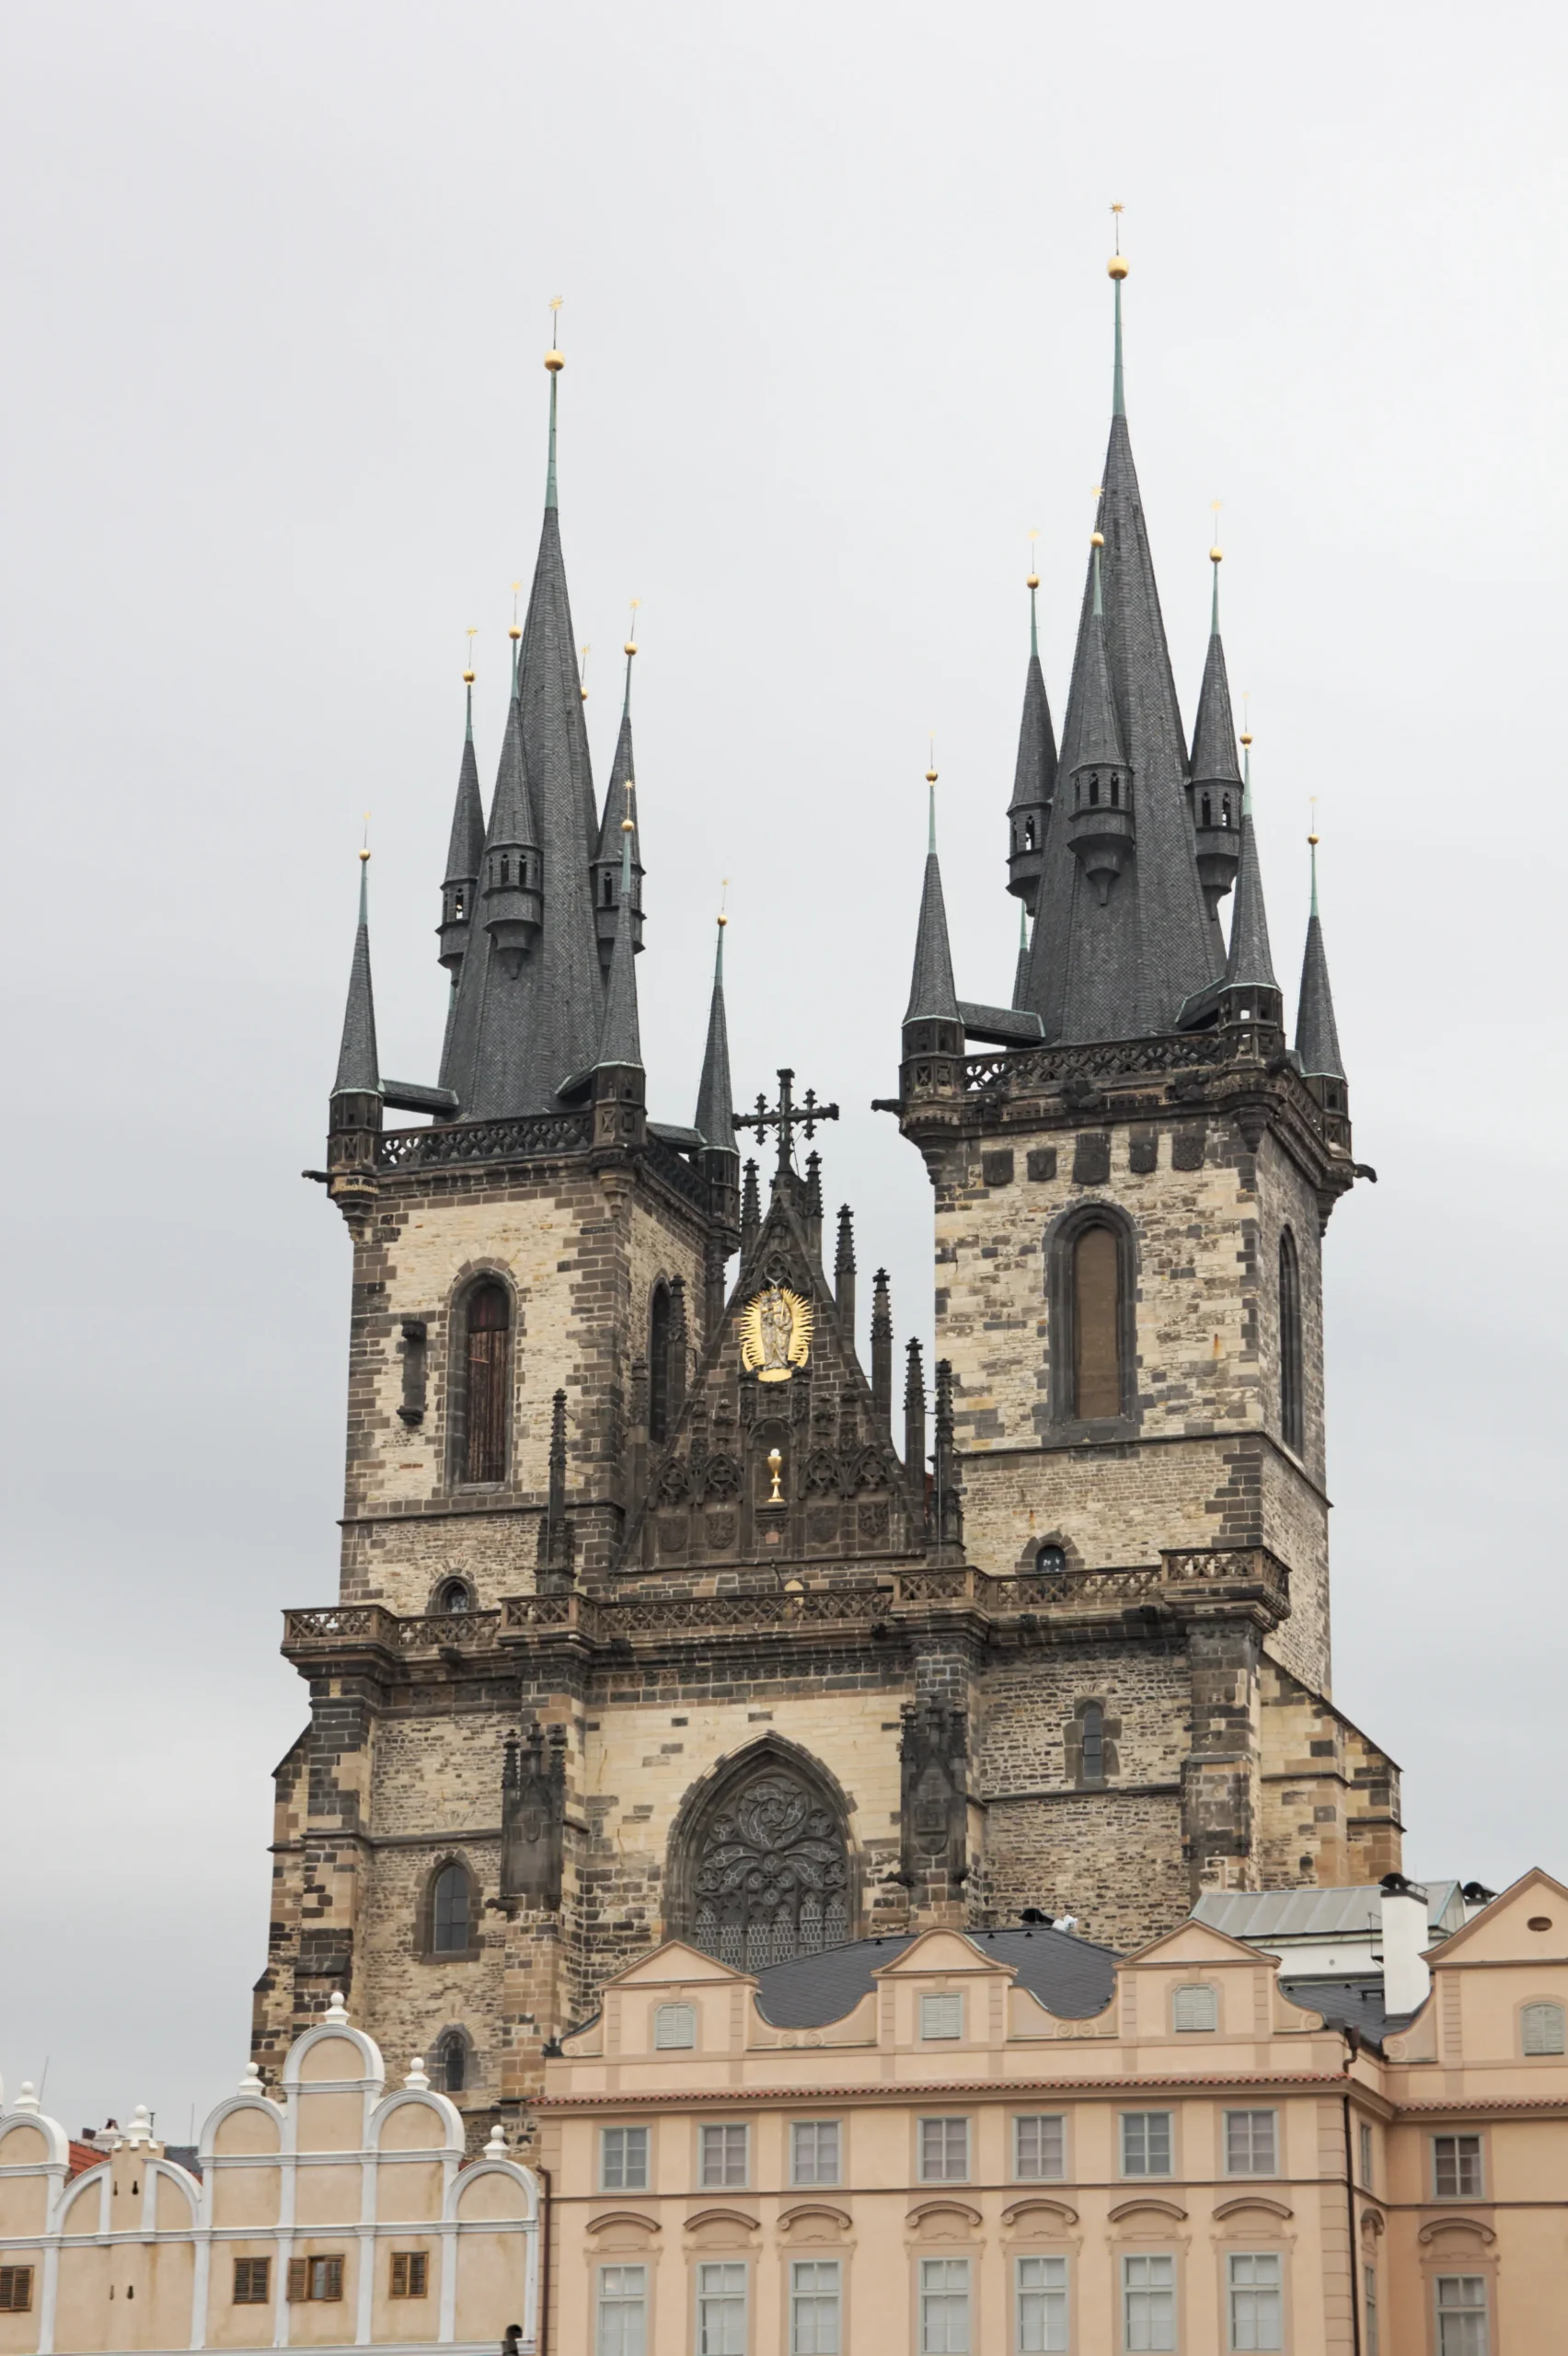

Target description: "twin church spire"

left=909, top=244, right=1344, bottom=1088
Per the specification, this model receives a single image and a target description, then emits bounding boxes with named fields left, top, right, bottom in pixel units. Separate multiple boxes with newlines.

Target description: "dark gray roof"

left=1012, top=907, right=1031, bottom=1011
left=1007, top=646, right=1057, bottom=823
left=595, top=664, right=644, bottom=917
left=960, top=999, right=1043, bottom=1045
left=1189, top=620, right=1242, bottom=791
left=594, top=828, right=642, bottom=1070
left=1279, top=1978, right=1417, bottom=2053
left=439, top=388, right=606, bottom=1118
left=443, top=690, right=488, bottom=888
left=753, top=1924, right=1119, bottom=2029
left=1222, top=760, right=1278, bottom=992
left=1295, top=849, right=1345, bottom=1080
left=905, top=804, right=960, bottom=1023
left=694, top=922, right=735, bottom=1147
left=1019, top=383, right=1219, bottom=1045
left=332, top=864, right=380, bottom=1095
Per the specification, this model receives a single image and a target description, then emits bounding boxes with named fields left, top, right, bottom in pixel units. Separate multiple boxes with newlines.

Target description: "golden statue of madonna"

left=740, top=1283, right=813, bottom=1382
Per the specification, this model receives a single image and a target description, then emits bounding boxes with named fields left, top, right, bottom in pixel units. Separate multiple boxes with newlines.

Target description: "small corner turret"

left=1188, top=545, right=1243, bottom=935
left=437, top=671, right=487, bottom=976
left=327, top=851, right=382, bottom=1225
left=1063, top=534, right=1136, bottom=906
left=899, top=767, right=965, bottom=1124
left=1005, top=559, right=1057, bottom=911
left=592, top=638, right=646, bottom=969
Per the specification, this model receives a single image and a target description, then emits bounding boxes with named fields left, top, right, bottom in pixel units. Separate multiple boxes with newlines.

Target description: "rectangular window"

left=1358, top=2121, right=1374, bottom=2188
left=389, top=2251, right=428, bottom=2300
left=1016, top=2255, right=1068, bottom=2352
left=287, top=2256, right=345, bottom=2303
left=1224, top=2110, right=1277, bottom=2177
left=790, top=2259, right=841, bottom=2356
left=1172, top=1982, right=1217, bottom=2032
left=791, top=2120, right=841, bottom=2187
left=596, top=2263, right=648, bottom=2356
left=697, top=2261, right=747, bottom=2356
left=1228, top=2253, right=1282, bottom=2352
left=1521, top=2001, right=1566, bottom=2055
left=1122, top=2254, right=1175, bottom=2352
left=603, top=2124, right=651, bottom=2191
left=1120, top=2111, right=1172, bottom=2177
left=1014, top=2114, right=1066, bottom=2180
left=919, top=2258, right=971, bottom=2355
left=1433, top=2134, right=1483, bottom=2199
left=232, top=2258, right=271, bottom=2306
left=699, top=2122, right=749, bottom=2189
left=1435, top=2276, right=1489, bottom=2356
left=918, top=2116, right=971, bottom=2182
left=920, top=1992, right=964, bottom=2041
left=0, top=2269, right=35, bottom=2315
left=655, top=2002, right=697, bottom=2050
left=1364, top=2264, right=1379, bottom=2356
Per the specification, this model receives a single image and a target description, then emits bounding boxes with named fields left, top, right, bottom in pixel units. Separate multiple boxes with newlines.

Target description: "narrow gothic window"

left=1035, top=1542, right=1066, bottom=1577
left=1080, top=1703, right=1105, bottom=1783
left=1279, top=1229, right=1304, bottom=1455
left=463, top=1282, right=510, bottom=1484
left=1111, top=773, right=1120, bottom=806
left=1072, top=1223, right=1122, bottom=1419
left=1202, top=793, right=1212, bottom=828
left=649, top=1284, right=672, bottom=1445
left=1025, top=817, right=1036, bottom=849
left=431, top=1862, right=472, bottom=1955
left=438, top=1577, right=472, bottom=1613
left=685, top=1759, right=849, bottom=1970
left=1089, top=773, right=1101, bottom=806
left=435, top=2029, right=467, bottom=2091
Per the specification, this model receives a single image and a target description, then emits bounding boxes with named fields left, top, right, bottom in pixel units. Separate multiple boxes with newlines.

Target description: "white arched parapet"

left=276, top=2001, right=386, bottom=2159
left=368, top=2085, right=466, bottom=2157
left=442, top=2154, right=541, bottom=2227
left=444, top=2153, right=542, bottom=2349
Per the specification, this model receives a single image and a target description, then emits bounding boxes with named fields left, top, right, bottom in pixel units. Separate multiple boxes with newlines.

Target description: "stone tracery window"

left=686, top=1761, right=850, bottom=1970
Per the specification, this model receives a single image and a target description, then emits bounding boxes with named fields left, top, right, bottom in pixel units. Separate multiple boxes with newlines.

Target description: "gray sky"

left=4, top=0, right=1564, bottom=2140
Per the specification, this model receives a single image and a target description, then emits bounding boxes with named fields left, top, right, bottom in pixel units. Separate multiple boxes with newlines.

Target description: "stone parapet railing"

left=375, top=1112, right=594, bottom=1172
left=282, top=1605, right=502, bottom=1654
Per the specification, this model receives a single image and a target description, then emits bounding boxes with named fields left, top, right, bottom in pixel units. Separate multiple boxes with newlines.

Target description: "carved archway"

left=667, top=1739, right=855, bottom=1970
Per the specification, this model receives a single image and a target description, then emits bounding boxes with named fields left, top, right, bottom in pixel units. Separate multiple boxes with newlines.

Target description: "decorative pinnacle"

left=624, top=596, right=640, bottom=659
left=1239, top=689, right=1252, bottom=748
left=1091, top=535, right=1104, bottom=618
left=1209, top=502, right=1224, bottom=630
left=1027, top=528, right=1040, bottom=655
left=544, top=302, right=562, bottom=509
left=1109, top=204, right=1128, bottom=415
left=580, top=642, right=590, bottom=703
left=463, top=623, right=478, bottom=687
left=1309, top=798, right=1320, bottom=913
left=509, top=582, right=522, bottom=641
left=544, top=295, right=565, bottom=371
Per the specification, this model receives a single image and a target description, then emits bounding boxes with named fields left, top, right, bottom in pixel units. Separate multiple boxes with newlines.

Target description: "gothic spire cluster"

left=910, top=238, right=1347, bottom=1090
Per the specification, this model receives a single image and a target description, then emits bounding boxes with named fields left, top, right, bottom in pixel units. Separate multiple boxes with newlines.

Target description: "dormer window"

left=919, top=1992, right=963, bottom=2041
left=1173, top=1982, right=1218, bottom=2032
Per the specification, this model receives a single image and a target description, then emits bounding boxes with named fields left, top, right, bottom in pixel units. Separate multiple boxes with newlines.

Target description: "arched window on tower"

left=438, top=1577, right=473, bottom=1614
left=1079, top=1702, right=1105, bottom=1784
left=676, top=1752, right=851, bottom=1972
left=429, top=1861, right=474, bottom=1957
left=462, top=1282, right=510, bottom=1484
left=649, top=1283, right=672, bottom=1445
left=434, top=2028, right=468, bottom=2093
left=1279, top=1229, right=1304, bottom=1457
left=1072, top=1223, right=1123, bottom=1420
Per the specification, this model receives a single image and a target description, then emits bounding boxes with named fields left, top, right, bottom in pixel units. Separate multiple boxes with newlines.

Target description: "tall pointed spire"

left=1020, top=234, right=1214, bottom=1044
left=334, top=852, right=380, bottom=1097
left=442, top=327, right=606, bottom=1117
left=695, top=914, right=735, bottom=1147
left=1296, top=830, right=1345, bottom=1080
left=1110, top=204, right=1128, bottom=416
left=1011, top=900, right=1031, bottom=1010
left=1189, top=537, right=1244, bottom=954
left=437, top=657, right=488, bottom=976
left=1221, top=743, right=1279, bottom=995
left=905, top=768, right=961, bottom=1023
left=594, top=800, right=642, bottom=1071
left=1007, top=542, right=1058, bottom=911
left=593, top=622, right=645, bottom=969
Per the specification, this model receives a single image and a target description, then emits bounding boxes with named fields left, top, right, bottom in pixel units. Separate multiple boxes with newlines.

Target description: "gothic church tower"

left=256, top=273, right=1398, bottom=2151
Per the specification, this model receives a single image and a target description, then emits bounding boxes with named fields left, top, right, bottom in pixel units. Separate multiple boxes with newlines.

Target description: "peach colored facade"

left=0, top=2003, right=539, bottom=2355
left=538, top=1872, right=1568, bottom=2356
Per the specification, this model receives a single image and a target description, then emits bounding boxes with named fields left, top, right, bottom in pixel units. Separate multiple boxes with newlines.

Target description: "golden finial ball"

left=1239, top=731, right=1253, bottom=747
left=544, top=348, right=565, bottom=372
left=624, top=640, right=638, bottom=657
left=1210, top=546, right=1223, bottom=564
left=1107, top=254, right=1129, bottom=281
left=462, top=667, right=476, bottom=685
left=1308, top=831, right=1320, bottom=846
left=358, top=847, right=371, bottom=863
left=718, top=911, right=729, bottom=928
left=1026, top=572, right=1040, bottom=590
left=620, top=814, right=635, bottom=834
left=1090, top=529, right=1105, bottom=549
left=580, top=686, right=589, bottom=701
left=509, top=625, right=522, bottom=642
left=925, top=767, right=939, bottom=785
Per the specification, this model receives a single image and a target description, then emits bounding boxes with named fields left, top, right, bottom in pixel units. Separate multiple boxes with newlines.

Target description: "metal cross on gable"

left=732, top=1068, right=839, bottom=1180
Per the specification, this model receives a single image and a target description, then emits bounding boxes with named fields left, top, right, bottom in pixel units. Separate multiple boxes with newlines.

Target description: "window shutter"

left=1173, top=1982, right=1218, bottom=2032
left=286, top=2260, right=307, bottom=2304
left=409, top=2254, right=428, bottom=2298
left=1072, top=1224, right=1121, bottom=1418
left=464, top=1283, right=511, bottom=1483
left=391, top=2254, right=409, bottom=2299
left=1523, top=2002, right=1566, bottom=2056
left=0, top=2269, right=35, bottom=2314
left=321, top=2258, right=344, bottom=2303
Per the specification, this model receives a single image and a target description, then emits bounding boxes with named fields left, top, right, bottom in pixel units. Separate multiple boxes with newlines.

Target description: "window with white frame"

left=790, top=2259, right=841, bottom=2356
left=601, top=2124, right=650, bottom=2191
left=595, top=2264, right=647, bottom=2356
left=919, top=2258, right=971, bottom=2354
left=1433, top=2133, right=1483, bottom=2199
left=1014, top=2114, right=1066, bottom=2180
left=1119, top=2110, right=1172, bottom=2177
left=1227, top=2253, right=1283, bottom=2352
left=1358, top=2120, right=1374, bottom=2188
left=791, top=2120, right=841, bottom=2186
left=1522, top=2000, right=1566, bottom=2056
left=699, top=2121, right=749, bottom=2189
left=1435, top=2275, right=1490, bottom=2356
left=1121, top=2254, right=1176, bottom=2352
left=920, top=1992, right=964, bottom=2040
left=1172, top=1981, right=1217, bottom=2032
left=1015, top=2255, right=1067, bottom=2353
left=918, top=2116, right=971, bottom=2182
left=1364, top=2263, right=1379, bottom=2356
left=1224, top=2110, right=1277, bottom=2176
left=697, top=2262, right=747, bottom=2356
left=653, top=2002, right=696, bottom=2050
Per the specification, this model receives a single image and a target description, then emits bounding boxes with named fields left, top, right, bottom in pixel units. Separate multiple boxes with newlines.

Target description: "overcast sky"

left=4, top=0, right=1564, bottom=2140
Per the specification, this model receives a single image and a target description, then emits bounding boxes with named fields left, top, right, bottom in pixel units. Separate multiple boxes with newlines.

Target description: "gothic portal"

left=255, top=260, right=1399, bottom=2149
